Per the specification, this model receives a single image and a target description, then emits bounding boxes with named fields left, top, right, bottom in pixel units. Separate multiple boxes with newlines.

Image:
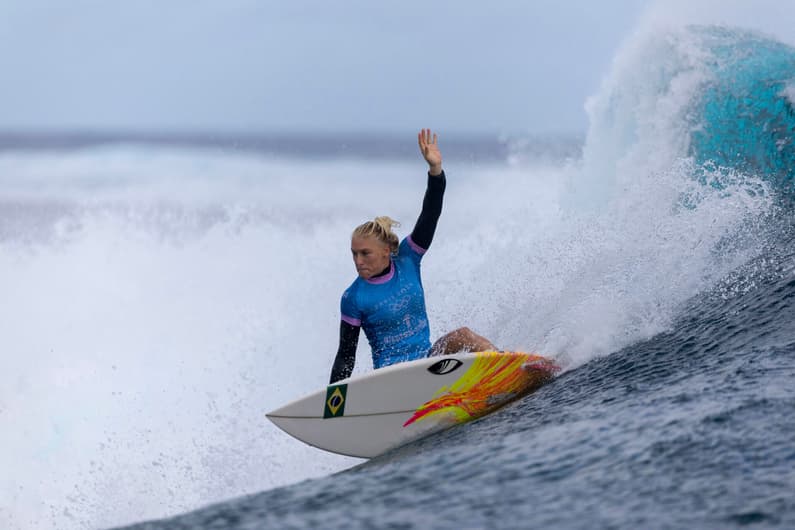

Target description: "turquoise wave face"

left=689, top=26, right=795, bottom=194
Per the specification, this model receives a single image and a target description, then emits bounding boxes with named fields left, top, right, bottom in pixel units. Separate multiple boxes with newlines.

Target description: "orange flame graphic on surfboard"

left=403, top=351, right=559, bottom=427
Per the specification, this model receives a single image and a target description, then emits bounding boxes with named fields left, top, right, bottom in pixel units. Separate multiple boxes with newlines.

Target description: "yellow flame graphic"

left=404, top=352, right=558, bottom=427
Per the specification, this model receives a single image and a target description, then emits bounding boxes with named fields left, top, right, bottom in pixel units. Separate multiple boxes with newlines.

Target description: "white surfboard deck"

left=267, top=351, right=559, bottom=458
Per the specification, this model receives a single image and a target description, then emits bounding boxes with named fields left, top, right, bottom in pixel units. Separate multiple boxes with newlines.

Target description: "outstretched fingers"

left=418, top=128, right=442, bottom=172
left=418, top=128, right=437, bottom=152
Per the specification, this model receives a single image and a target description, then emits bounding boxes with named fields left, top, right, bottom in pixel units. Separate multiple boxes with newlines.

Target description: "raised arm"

left=410, top=129, right=447, bottom=250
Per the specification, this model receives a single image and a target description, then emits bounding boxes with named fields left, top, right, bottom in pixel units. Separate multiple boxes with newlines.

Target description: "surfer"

left=329, top=129, right=495, bottom=383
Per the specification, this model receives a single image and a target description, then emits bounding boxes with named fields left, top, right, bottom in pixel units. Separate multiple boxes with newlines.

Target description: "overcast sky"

left=0, top=1, right=792, bottom=136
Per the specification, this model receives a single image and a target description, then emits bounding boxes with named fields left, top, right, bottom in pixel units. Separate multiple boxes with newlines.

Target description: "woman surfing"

left=329, top=129, right=495, bottom=383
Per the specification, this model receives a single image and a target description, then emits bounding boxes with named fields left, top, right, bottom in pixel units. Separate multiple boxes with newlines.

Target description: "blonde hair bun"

left=353, top=216, right=401, bottom=253
left=374, top=216, right=400, bottom=233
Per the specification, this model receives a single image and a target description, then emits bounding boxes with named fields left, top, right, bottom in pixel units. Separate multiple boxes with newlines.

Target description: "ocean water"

left=2, top=25, right=794, bottom=530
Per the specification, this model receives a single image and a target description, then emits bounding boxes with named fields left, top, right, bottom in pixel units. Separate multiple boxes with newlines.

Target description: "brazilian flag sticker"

left=324, top=384, right=347, bottom=419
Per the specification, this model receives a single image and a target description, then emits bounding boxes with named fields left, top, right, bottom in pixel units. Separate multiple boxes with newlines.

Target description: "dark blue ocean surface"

left=121, top=215, right=795, bottom=529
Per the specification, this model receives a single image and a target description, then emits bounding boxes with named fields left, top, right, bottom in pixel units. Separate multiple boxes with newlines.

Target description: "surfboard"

left=266, top=351, right=560, bottom=458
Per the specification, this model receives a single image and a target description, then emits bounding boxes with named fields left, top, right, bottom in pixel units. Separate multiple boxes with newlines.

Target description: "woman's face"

left=351, top=235, right=391, bottom=279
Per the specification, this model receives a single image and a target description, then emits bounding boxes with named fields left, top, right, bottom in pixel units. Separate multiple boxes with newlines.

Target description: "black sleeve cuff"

left=428, top=170, right=447, bottom=189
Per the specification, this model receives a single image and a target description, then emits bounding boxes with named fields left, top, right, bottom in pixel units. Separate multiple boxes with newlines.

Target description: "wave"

left=691, top=26, right=795, bottom=194
left=583, top=25, right=795, bottom=201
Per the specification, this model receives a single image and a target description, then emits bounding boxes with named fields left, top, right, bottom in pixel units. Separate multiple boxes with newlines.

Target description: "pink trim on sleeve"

left=341, top=314, right=361, bottom=327
left=406, top=235, right=427, bottom=255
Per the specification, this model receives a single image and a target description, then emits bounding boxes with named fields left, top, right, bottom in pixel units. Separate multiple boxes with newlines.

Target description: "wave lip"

left=583, top=25, right=795, bottom=200
left=690, top=26, right=795, bottom=193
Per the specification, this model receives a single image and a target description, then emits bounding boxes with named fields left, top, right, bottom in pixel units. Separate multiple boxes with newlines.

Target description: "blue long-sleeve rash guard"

left=329, top=171, right=446, bottom=384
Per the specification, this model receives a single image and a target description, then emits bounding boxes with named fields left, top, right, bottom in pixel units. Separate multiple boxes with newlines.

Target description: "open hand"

left=418, top=129, right=443, bottom=176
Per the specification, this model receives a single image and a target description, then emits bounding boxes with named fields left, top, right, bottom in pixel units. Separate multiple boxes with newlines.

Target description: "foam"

left=785, top=83, right=795, bottom=107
